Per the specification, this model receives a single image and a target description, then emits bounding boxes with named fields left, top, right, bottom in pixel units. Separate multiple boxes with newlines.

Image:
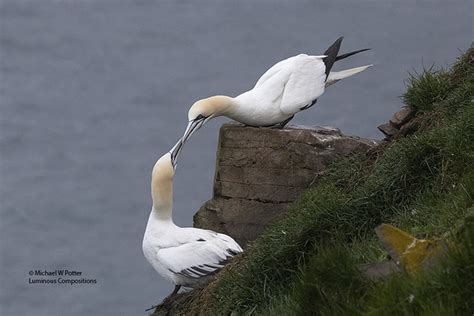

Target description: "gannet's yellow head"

left=169, top=95, right=235, bottom=167
left=151, top=153, right=174, bottom=211
left=188, top=98, right=219, bottom=122
left=152, top=153, right=174, bottom=181
left=187, top=95, right=234, bottom=129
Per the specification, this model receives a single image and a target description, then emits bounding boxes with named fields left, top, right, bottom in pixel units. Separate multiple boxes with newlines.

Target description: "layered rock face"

left=194, top=123, right=378, bottom=247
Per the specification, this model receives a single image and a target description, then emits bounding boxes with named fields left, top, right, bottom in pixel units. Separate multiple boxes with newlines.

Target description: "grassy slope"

left=159, top=47, right=474, bottom=316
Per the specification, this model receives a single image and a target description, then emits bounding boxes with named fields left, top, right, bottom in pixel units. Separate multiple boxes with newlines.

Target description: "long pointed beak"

left=169, top=140, right=183, bottom=169
left=182, top=118, right=206, bottom=144
left=169, top=118, right=206, bottom=169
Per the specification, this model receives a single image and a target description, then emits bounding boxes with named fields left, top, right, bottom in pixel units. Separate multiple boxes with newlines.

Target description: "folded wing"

left=157, top=233, right=242, bottom=281
left=279, top=55, right=327, bottom=115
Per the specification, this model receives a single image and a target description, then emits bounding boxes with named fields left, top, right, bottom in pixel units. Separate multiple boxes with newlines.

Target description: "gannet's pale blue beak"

left=169, top=140, right=183, bottom=169
left=170, top=115, right=208, bottom=169
left=170, top=116, right=208, bottom=168
left=182, top=116, right=207, bottom=144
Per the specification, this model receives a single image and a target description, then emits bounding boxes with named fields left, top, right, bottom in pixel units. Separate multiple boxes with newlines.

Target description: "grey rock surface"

left=194, top=123, right=378, bottom=247
left=377, top=122, right=399, bottom=138
left=390, top=106, right=415, bottom=127
left=378, top=106, right=417, bottom=140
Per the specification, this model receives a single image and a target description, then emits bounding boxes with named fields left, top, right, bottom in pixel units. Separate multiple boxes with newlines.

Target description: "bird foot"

left=269, top=115, right=295, bottom=129
left=145, top=285, right=181, bottom=312
left=145, top=304, right=158, bottom=312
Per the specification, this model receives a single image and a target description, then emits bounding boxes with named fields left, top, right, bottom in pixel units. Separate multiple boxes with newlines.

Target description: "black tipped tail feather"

left=322, top=36, right=370, bottom=80
left=336, top=48, right=370, bottom=61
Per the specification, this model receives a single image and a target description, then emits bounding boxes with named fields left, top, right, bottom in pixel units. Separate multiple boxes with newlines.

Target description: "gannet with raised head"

left=170, top=36, right=372, bottom=164
left=142, top=152, right=242, bottom=308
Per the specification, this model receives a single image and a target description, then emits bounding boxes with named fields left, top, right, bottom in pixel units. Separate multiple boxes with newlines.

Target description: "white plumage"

left=143, top=214, right=242, bottom=288
left=170, top=37, right=372, bottom=166
left=232, top=54, right=329, bottom=125
left=142, top=153, right=242, bottom=303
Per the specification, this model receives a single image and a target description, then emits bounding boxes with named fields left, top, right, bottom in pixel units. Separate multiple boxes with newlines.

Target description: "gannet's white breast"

left=231, top=54, right=327, bottom=126
left=142, top=210, right=242, bottom=288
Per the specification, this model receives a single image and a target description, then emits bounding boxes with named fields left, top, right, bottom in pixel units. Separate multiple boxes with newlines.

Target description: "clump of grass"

left=402, top=66, right=451, bottom=112
left=292, top=241, right=368, bottom=315
left=391, top=169, right=474, bottom=237
left=323, top=151, right=377, bottom=193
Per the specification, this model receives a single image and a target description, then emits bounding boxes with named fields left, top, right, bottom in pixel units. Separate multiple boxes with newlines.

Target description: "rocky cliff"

left=193, top=123, right=378, bottom=247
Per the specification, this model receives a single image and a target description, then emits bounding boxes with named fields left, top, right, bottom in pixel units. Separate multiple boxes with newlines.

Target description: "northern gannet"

left=169, top=37, right=371, bottom=165
left=142, top=152, right=242, bottom=308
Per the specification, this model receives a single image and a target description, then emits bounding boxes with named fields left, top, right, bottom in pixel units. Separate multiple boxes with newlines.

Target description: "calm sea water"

left=0, top=0, right=471, bottom=314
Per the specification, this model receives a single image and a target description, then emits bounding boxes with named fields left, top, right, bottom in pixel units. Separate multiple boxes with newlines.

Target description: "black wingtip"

left=324, top=37, right=344, bottom=54
left=334, top=36, right=344, bottom=45
left=323, top=37, right=344, bottom=78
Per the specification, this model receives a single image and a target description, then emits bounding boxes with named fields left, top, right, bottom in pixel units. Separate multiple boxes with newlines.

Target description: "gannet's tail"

left=323, top=36, right=371, bottom=81
left=326, top=64, right=372, bottom=87
left=335, top=48, right=371, bottom=61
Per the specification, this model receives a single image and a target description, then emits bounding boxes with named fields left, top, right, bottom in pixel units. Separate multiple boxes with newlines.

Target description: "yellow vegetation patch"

left=375, top=224, right=448, bottom=274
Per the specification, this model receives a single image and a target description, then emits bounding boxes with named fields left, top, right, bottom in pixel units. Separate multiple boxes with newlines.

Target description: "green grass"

left=260, top=219, right=474, bottom=316
left=154, top=47, right=474, bottom=316
left=402, top=66, right=451, bottom=112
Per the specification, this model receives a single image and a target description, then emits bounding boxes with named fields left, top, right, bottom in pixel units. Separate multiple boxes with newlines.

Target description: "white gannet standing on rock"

left=170, top=36, right=372, bottom=164
left=142, top=151, right=242, bottom=310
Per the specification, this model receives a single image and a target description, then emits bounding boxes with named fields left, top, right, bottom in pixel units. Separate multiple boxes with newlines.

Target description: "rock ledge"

left=194, top=123, right=378, bottom=247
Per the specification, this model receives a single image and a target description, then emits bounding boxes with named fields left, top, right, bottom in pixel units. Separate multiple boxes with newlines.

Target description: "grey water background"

left=0, top=0, right=471, bottom=315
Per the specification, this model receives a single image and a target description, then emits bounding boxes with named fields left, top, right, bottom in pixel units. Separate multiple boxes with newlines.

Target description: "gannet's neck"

left=208, top=95, right=236, bottom=116
left=151, top=154, right=174, bottom=221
